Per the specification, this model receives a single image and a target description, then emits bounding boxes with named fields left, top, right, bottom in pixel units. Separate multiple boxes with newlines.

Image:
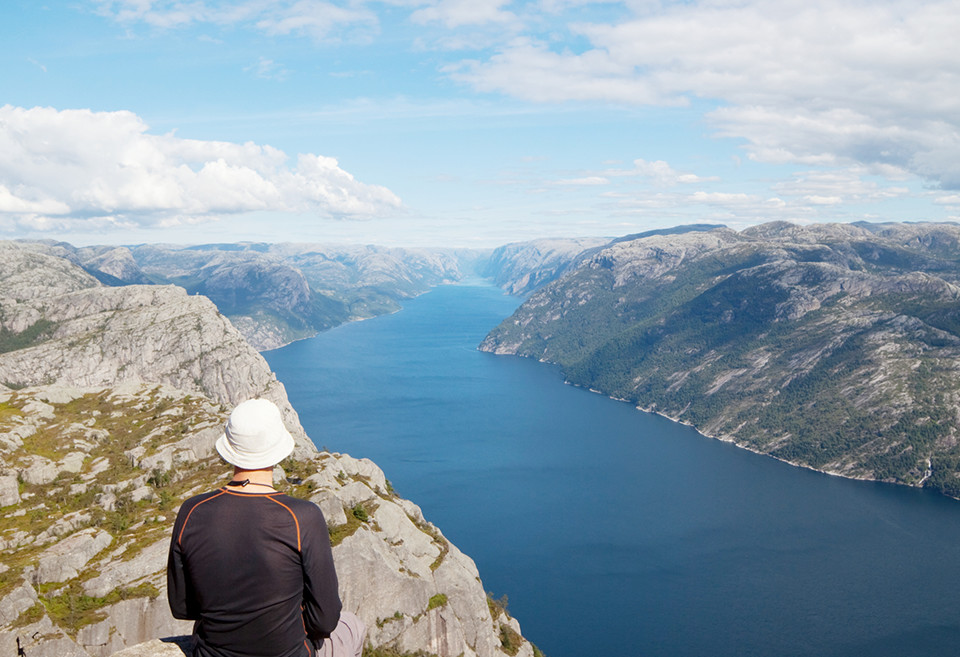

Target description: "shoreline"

left=557, top=375, right=945, bottom=497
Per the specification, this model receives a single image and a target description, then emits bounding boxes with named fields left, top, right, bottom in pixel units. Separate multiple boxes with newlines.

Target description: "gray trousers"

left=314, top=612, right=366, bottom=657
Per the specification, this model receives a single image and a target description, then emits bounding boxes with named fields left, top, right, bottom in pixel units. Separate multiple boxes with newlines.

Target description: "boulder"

left=35, top=529, right=113, bottom=584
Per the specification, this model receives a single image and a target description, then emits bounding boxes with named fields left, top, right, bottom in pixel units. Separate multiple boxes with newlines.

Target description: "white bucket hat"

left=216, top=398, right=295, bottom=470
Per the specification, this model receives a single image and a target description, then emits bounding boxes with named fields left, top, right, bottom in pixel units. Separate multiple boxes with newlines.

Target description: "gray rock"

left=314, top=494, right=347, bottom=527
left=60, top=452, right=87, bottom=473
left=0, top=581, right=38, bottom=626
left=107, top=638, right=189, bottom=657
left=33, top=386, right=89, bottom=405
left=21, top=455, right=59, bottom=485
left=76, top=596, right=192, bottom=657
left=0, top=615, right=90, bottom=657
left=35, top=510, right=93, bottom=544
left=336, top=481, right=379, bottom=509
left=35, top=529, right=113, bottom=584
left=0, top=281, right=311, bottom=454
left=0, top=474, right=20, bottom=507
left=83, top=539, right=167, bottom=598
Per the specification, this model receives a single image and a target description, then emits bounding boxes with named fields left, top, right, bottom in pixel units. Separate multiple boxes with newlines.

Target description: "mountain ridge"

left=15, top=241, right=482, bottom=351
left=480, top=221, right=960, bottom=497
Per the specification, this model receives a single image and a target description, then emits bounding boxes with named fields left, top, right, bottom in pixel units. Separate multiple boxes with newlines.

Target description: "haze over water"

left=266, top=282, right=960, bottom=657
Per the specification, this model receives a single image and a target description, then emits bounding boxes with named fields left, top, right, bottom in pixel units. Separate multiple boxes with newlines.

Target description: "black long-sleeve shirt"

left=167, top=488, right=342, bottom=657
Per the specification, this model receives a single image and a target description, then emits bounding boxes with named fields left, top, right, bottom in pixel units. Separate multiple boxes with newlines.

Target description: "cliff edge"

left=0, top=241, right=536, bottom=657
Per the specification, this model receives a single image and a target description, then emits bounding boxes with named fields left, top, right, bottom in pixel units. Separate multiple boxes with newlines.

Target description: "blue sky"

left=2, top=0, right=959, bottom=247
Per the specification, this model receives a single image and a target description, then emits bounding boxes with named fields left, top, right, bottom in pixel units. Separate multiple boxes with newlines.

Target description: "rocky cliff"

left=480, top=221, right=960, bottom=497
left=0, top=242, right=536, bottom=657
left=23, top=241, right=472, bottom=351
left=481, top=226, right=723, bottom=296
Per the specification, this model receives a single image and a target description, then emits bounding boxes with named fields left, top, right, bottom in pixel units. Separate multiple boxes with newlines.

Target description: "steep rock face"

left=481, top=221, right=960, bottom=496
left=0, top=241, right=308, bottom=447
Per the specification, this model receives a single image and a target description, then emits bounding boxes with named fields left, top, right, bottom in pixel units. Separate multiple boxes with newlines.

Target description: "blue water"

left=266, top=283, right=960, bottom=657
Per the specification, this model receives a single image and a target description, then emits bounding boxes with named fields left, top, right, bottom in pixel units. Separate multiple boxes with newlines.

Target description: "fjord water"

left=266, top=283, right=960, bottom=657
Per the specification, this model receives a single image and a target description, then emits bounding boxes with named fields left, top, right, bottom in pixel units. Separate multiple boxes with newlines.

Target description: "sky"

left=1, top=0, right=959, bottom=248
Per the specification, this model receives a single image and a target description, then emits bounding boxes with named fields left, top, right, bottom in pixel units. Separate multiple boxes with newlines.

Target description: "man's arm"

left=300, top=503, right=343, bottom=639
left=167, top=507, right=200, bottom=620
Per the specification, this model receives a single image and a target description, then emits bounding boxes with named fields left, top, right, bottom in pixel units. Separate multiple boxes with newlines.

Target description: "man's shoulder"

left=272, top=493, right=322, bottom=514
left=179, top=488, right=227, bottom=511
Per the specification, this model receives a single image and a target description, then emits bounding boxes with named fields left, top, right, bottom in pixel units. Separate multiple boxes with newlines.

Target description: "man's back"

left=168, top=488, right=342, bottom=657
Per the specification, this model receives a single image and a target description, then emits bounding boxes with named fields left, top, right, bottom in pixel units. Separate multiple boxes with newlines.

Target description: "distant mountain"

left=482, top=225, right=722, bottom=295
left=480, top=221, right=960, bottom=497
left=20, top=242, right=475, bottom=350
left=482, top=237, right=611, bottom=295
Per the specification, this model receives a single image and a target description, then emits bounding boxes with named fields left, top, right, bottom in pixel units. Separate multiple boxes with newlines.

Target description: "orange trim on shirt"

left=267, top=496, right=302, bottom=552
left=178, top=490, right=228, bottom=545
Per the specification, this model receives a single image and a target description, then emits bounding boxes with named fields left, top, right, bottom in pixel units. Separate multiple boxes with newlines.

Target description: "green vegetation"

left=498, top=623, right=523, bottom=656
left=487, top=592, right=510, bottom=620
left=362, top=647, right=439, bottom=657
left=0, top=318, right=58, bottom=354
left=352, top=503, right=370, bottom=522
left=40, top=581, right=160, bottom=634
left=11, top=602, right=46, bottom=628
left=329, top=507, right=363, bottom=546
left=375, top=611, right=405, bottom=629
left=427, top=593, right=447, bottom=610
left=0, top=400, right=23, bottom=423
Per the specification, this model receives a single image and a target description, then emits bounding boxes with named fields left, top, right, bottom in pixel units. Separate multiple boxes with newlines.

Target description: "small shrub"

left=426, top=593, right=447, bottom=611
left=351, top=503, right=369, bottom=522
left=147, top=468, right=171, bottom=488
left=487, top=593, right=510, bottom=620
left=499, top=623, right=523, bottom=656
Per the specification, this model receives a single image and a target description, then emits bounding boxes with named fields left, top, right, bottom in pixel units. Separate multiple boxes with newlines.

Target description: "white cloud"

left=97, top=0, right=378, bottom=40
left=411, top=0, right=517, bottom=27
left=245, top=56, right=290, bottom=80
left=612, top=158, right=717, bottom=186
left=447, top=37, right=673, bottom=104
left=0, top=105, right=402, bottom=233
left=803, top=195, right=843, bottom=206
left=449, top=0, right=960, bottom=189
left=553, top=176, right=610, bottom=185
left=254, top=1, right=378, bottom=40
left=773, top=168, right=910, bottom=205
left=690, top=191, right=763, bottom=207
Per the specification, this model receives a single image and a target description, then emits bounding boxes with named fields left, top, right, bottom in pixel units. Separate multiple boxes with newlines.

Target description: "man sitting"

left=167, top=398, right=365, bottom=657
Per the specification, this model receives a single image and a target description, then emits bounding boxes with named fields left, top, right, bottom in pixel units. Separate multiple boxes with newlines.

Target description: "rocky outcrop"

left=0, top=242, right=309, bottom=451
left=0, top=242, right=536, bottom=657
left=481, top=221, right=960, bottom=497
